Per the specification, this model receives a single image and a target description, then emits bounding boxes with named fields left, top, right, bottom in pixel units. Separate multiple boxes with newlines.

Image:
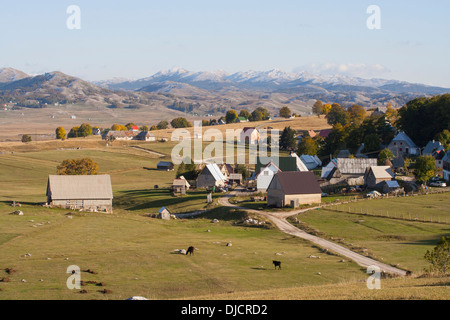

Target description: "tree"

left=279, top=127, right=297, bottom=151
left=111, top=124, right=127, bottom=131
left=424, top=236, right=449, bottom=275
left=319, top=123, right=347, bottom=158
left=78, top=123, right=93, bottom=137
left=171, top=117, right=190, bottom=128
left=378, top=148, right=394, bottom=165
left=157, top=121, right=169, bottom=130
left=397, top=94, right=450, bottom=147
left=362, top=133, right=381, bottom=154
left=67, top=127, right=80, bottom=138
left=238, top=110, right=251, bottom=120
left=21, top=134, right=32, bottom=143
left=57, top=158, right=99, bottom=175
left=250, top=107, right=270, bottom=122
left=235, top=164, right=250, bottom=180
left=413, top=155, right=436, bottom=184
left=322, top=104, right=332, bottom=115
left=56, top=127, right=66, bottom=140
left=347, top=104, right=367, bottom=126
left=125, top=123, right=136, bottom=130
left=225, top=110, right=238, bottom=124
left=279, top=106, right=292, bottom=119
left=312, top=100, right=323, bottom=117
left=297, top=136, right=318, bottom=156
left=326, top=103, right=348, bottom=126
left=150, top=125, right=158, bottom=131
left=140, top=125, right=149, bottom=132
left=436, top=129, right=450, bottom=151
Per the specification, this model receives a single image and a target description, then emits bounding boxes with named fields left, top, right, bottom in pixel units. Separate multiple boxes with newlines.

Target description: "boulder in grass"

left=11, top=211, right=24, bottom=216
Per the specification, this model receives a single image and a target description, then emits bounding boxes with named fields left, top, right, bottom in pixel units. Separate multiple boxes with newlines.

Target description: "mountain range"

left=1, top=67, right=449, bottom=116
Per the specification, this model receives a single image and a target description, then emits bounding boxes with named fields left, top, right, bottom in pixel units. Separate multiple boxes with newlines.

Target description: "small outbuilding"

left=158, top=207, right=171, bottom=220
left=364, top=166, right=395, bottom=189
left=172, top=177, right=190, bottom=194
left=157, top=161, right=174, bottom=171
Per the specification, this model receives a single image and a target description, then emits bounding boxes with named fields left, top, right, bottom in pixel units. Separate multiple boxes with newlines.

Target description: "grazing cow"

left=186, top=246, right=195, bottom=256
left=273, top=260, right=281, bottom=270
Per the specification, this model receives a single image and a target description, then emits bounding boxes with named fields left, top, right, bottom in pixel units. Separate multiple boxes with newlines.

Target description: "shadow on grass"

left=402, top=233, right=450, bottom=247
left=113, top=188, right=222, bottom=212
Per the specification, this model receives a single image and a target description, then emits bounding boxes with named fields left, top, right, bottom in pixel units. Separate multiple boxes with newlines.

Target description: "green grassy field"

left=0, top=138, right=449, bottom=300
left=291, top=195, right=450, bottom=273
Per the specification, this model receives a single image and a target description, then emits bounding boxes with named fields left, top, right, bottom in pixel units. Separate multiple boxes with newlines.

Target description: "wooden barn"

left=196, top=164, right=227, bottom=188
left=46, top=175, right=113, bottom=213
left=364, top=166, right=395, bottom=189
left=157, top=161, right=174, bottom=171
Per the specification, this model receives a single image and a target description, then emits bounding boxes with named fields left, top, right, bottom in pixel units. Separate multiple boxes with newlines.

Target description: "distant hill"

left=0, top=68, right=29, bottom=83
left=1, top=67, right=449, bottom=116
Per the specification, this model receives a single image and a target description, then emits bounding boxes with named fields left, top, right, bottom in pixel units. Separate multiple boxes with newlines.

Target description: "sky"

left=1, top=0, right=449, bottom=87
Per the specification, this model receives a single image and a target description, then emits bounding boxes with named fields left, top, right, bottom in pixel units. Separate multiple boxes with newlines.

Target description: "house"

left=134, top=131, right=156, bottom=142
left=172, top=177, right=190, bottom=194
left=443, top=150, right=450, bottom=181
left=299, top=155, right=322, bottom=170
left=267, top=172, right=322, bottom=208
left=323, top=158, right=378, bottom=186
left=256, top=156, right=299, bottom=173
left=217, top=163, right=234, bottom=178
left=92, top=128, right=102, bottom=136
left=321, top=159, right=337, bottom=179
left=319, top=129, right=332, bottom=138
left=364, top=166, right=395, bottom=189
left=158, top=207, right=171, bottom=220
left=388, top=131, right=420, bottom=157
left=423, top=140, right=445, bottom=169
left=131, top=126, right=139, bottom=132
left=422, top=140, right=445, bottom=156
left=46, top=175, right=113, bottom=213
left=196, top=164, right=227, bottom=188
left=235, top=117, right=249, bottom=123
left=240, top=127, right=260, bottom=145
left=157, top=161, right=174, bottom=171
left=255, top=161, right=282, bottom=191
left=307, top=130, right=317, bottom=138
left=381, top=180, right=401, bottom=194
left=289, top=153, right=309, bottom=172
left=218, top=119, right=226, bottom=125
left=228, top=173, right=243, bottom=185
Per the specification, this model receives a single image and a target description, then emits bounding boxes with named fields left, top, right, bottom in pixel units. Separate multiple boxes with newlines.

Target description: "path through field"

left=219, top=188, right=408, bottom=276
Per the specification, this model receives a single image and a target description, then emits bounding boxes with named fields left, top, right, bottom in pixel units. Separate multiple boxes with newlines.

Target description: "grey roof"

left=423, top=140, right=444, bottom=155
left=443, top=150, right=450, bottom=163
left=336, top=158, right=377, bottom=175
left=47, top=175, right=113, bottom=200
left=384, top=180, right=400, bottom=188
left=391, top=131, right=418, bottom=148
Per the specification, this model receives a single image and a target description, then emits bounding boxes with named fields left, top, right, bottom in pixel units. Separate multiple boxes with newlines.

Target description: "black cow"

left=186, top=246, right=195, bottom=256
left=273, top=260, right=281, bottom=270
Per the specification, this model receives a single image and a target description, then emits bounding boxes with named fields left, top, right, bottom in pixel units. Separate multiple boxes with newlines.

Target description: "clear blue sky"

left=1, top=0, right=449, bottom=87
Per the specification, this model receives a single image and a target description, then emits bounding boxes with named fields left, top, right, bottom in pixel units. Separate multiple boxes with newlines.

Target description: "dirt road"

left=219, top=189, right=408, bottom=276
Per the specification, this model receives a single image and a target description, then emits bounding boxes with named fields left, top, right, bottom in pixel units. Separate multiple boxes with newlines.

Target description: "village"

left=1, top=104, right=449, bottom=300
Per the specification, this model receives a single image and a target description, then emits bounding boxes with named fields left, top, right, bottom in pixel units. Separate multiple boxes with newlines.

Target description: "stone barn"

left=267, top=172, right=322, bottom=208
left=46, top=175, right=113, bottom=213
left=196, top=164, right=227, bottom=188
